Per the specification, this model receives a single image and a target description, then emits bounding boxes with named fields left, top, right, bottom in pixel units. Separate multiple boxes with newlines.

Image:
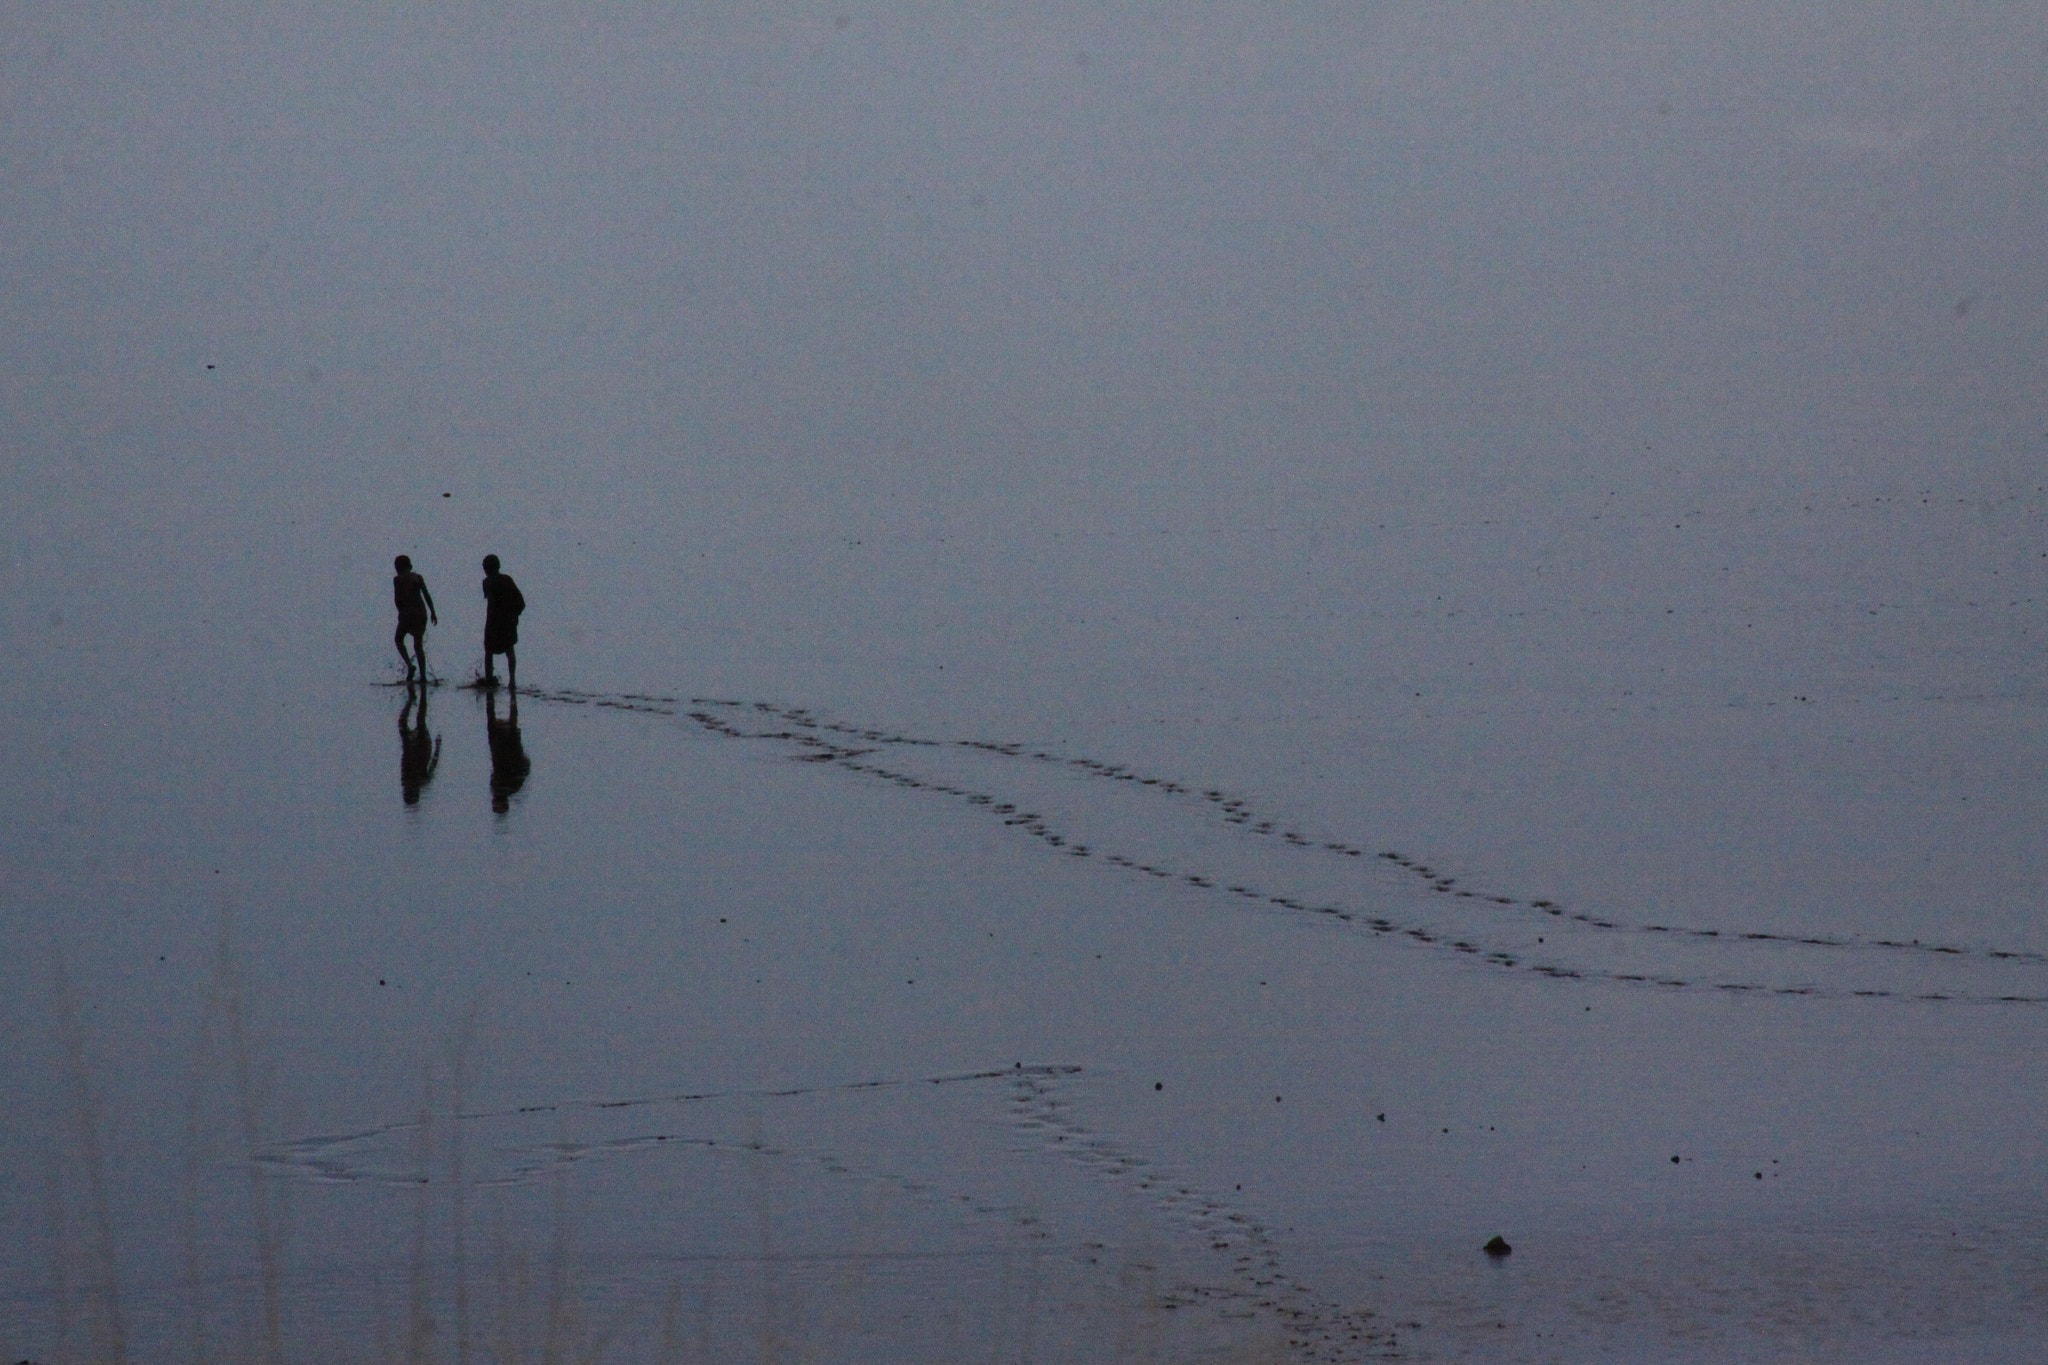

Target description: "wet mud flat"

left=11, top=676, right=2048, bottom=1365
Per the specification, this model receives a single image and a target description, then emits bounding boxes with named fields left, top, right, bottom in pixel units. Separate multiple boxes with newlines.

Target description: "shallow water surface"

left=7, top=532, right=2048, bottom=1364
left=8, top=5, right=2048, bottom=1354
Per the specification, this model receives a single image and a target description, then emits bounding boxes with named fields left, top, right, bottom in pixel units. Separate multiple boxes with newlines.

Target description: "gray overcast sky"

left=4, top=3, right=2045, bottom=646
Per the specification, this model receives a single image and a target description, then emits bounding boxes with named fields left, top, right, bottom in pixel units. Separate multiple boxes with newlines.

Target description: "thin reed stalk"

left=53, top=944, right=127, bottom=1365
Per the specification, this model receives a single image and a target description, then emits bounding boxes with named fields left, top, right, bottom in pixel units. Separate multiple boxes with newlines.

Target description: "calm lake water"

left=7, top=496, right=2048, bottom=1363
left=8, top=7, right=2046, bottom=1358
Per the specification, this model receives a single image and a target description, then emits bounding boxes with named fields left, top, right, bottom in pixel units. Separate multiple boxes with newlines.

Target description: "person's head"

left=482, top=554, right=500, bottom=574
left=394, top=554, right=412, bottom=572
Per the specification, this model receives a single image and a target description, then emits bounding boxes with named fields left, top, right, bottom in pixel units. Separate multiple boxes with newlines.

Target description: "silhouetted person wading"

left=480, top=554, right=525, bottom=689
left=392, top=555, right=438, bottom=681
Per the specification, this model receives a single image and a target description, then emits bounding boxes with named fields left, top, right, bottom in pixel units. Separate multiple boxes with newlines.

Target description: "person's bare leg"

left=483, top=650, right=497, bottom=686
left=505, top=645, right=517, bottom=691
left=396, top=625, right=416, bottom=679
left=416, top=632, right=429, bottom=684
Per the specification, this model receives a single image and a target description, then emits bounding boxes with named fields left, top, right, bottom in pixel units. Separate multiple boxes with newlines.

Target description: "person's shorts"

left=484, top=620, right=519, bottom=652
left=397, top=612, right=429, bottom=636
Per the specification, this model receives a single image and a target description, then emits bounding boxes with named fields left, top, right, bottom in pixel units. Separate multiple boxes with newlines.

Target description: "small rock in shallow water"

left=1483, top=1235, right=1512, bottom=1257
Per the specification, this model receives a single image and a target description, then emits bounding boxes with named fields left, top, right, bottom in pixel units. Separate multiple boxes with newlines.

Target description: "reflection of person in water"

left=480, top=554, right=525, bottom=690
left=392, top=555, right=438, bottom=681
left=398, top=681, right=441, bottom=806
left=486, top=688, right=530, bottom=815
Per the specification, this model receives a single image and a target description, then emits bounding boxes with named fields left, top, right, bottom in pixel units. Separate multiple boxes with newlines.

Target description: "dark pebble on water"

left=1483, top=1235, right=1512, bottom=1257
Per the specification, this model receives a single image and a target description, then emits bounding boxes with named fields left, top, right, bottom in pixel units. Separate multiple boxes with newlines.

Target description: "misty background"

left=6, top=0, right=2045, bottom=695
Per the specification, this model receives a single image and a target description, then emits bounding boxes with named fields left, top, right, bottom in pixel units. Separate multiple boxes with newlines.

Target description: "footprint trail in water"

left=266, top=1061, right=1394, bottom=1362
left=528, top=688, right=2048, bottom=1006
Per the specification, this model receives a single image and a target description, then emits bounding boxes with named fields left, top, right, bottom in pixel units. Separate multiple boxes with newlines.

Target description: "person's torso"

left=482, top=574, right=523, bottom=617
left=394, top=573, right=428, bottom=615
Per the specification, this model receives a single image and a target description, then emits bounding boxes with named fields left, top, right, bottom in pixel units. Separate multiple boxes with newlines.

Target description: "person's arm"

left=422, top=581, right=438, bottom=625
